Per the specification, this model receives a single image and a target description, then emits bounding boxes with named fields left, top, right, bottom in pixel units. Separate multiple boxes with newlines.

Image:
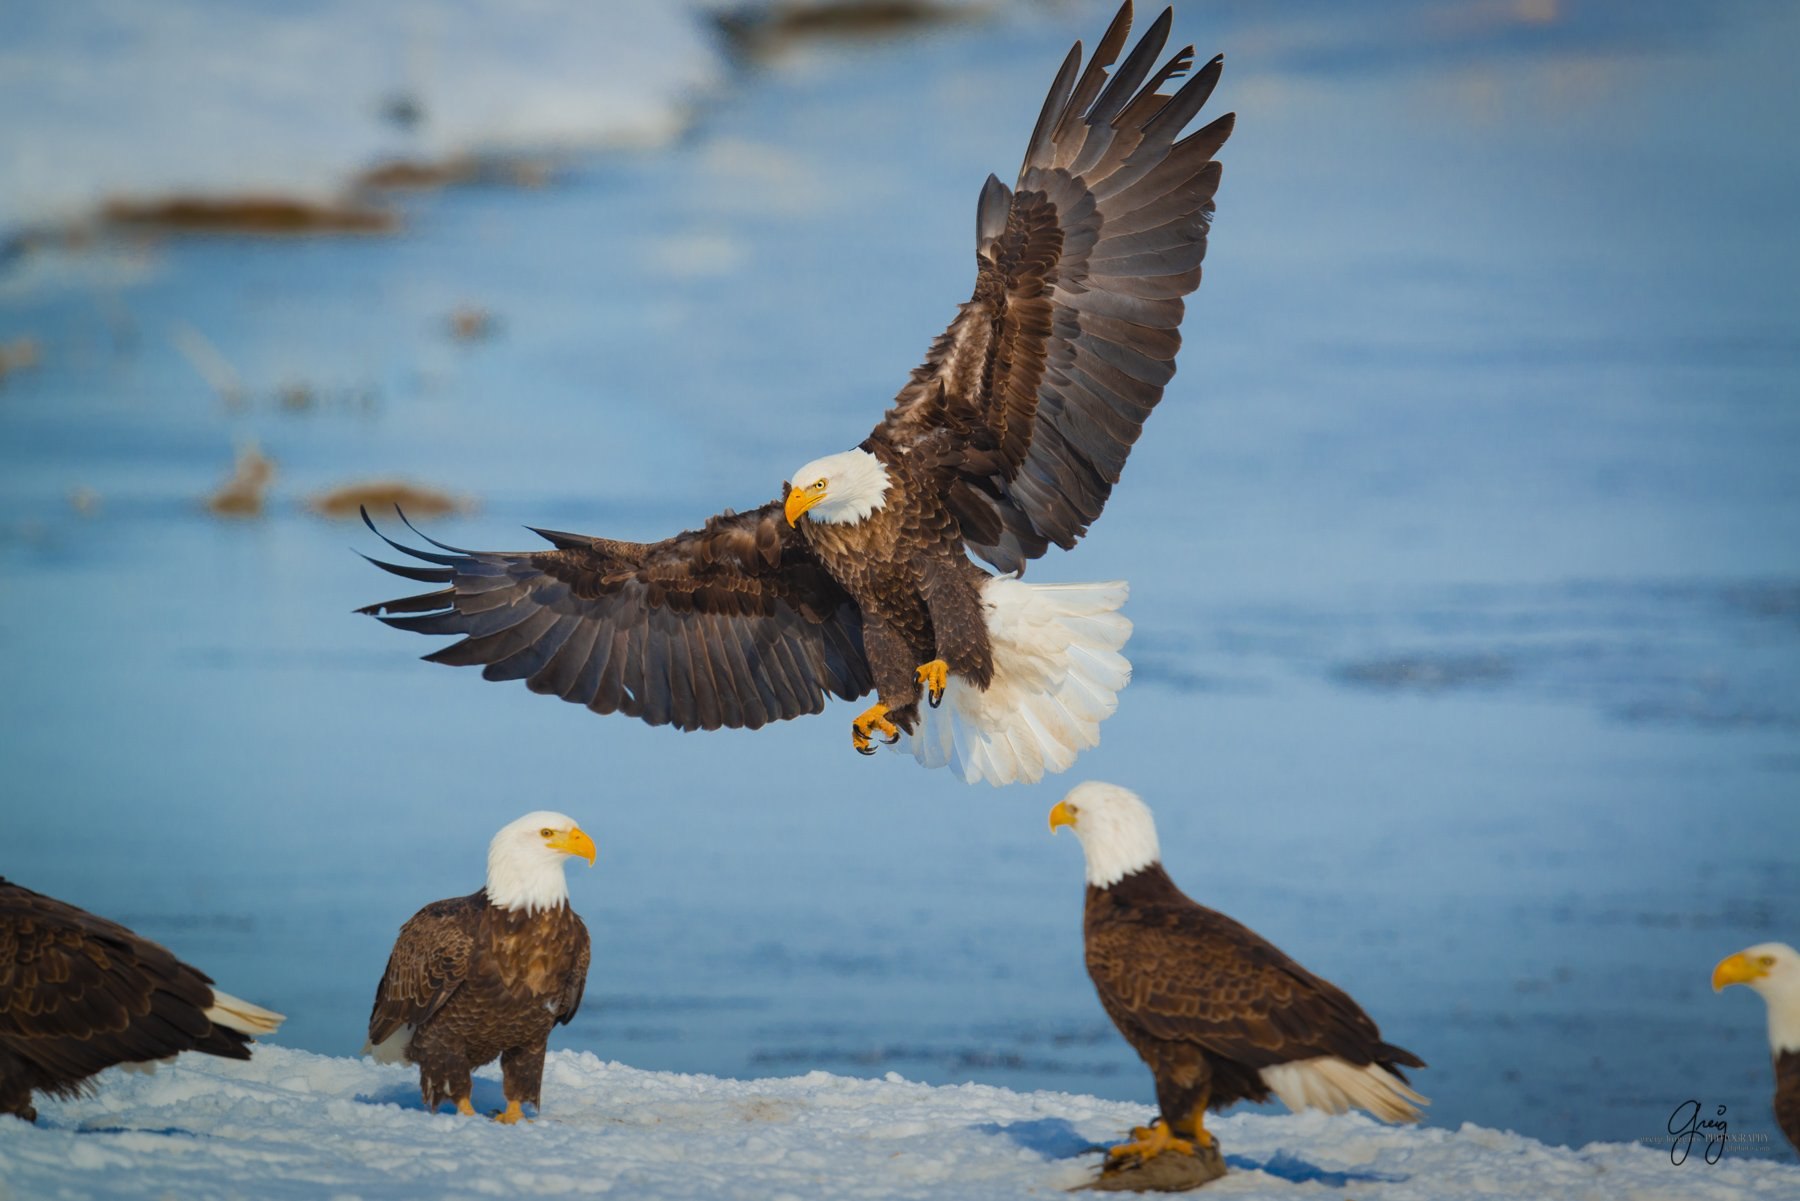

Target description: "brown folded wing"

left=1086, top=877, right=1424, bottom=1074
left=367, top=893, right=480, bottom=1049
left=0, top=879, right=252, bottom=1098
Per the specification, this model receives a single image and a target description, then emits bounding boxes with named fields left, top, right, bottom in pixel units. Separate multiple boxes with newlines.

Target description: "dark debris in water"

left=1332, top=652, right=1516, bottom=692
left=306, top=481, right=470, bottom=521
left=748, top=1041, right=1119, bottom=1077
left=354, top=155, right=559, bottom=194
left=103, top=195, right=397, bottom=236
left=714, top=1, right=986, bottom=67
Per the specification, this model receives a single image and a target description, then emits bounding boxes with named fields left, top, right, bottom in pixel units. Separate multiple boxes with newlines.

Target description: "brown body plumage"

left=1052, top=783, right=1425, bottom=1162
left=0, top=878, right=283, bottom=1122
left=1712, top=943, right=1800, bottom=1157
left=368, top=890, right=590, bottom=1115
left=1085, top=864, right=1425, bottom=1131
left=367, top=812, right=594, bottom=1121
left=1777, top=1050, right=1800, bottom=1154
left=797, top=436, right=994, bottom=731
left=357, top=2, right=1229, bottom=783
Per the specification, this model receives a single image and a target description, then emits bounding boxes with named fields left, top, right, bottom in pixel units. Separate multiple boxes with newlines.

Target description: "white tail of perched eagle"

left=901, top=578, right=1131, bottom=787
left=204, top=991, right=285, bottom=1037
left=1260, top=1056, right=1429, bottom=1124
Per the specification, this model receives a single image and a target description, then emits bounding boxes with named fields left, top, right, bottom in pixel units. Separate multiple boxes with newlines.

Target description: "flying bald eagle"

left=359, top=0, right=1233, bottom=786
left=1713, top=942, right=1800, bottom=1155
left=1049, top=783, right=1427, bottom=1165
left=0, top=877, right=284, bottom=1122
left=366, top=812, right=595, bottom=1123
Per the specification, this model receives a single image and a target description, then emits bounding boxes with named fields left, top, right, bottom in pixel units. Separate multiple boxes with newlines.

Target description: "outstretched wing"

left=367, top=895, right=478, bottom=1049
left=0, top=880, right=254, bottom=1093
left=359, top=502, right=872, bottom=732
left=1087, top=892, right=1424, bottom=1074
left=878, top=2, right=1233, bottom=573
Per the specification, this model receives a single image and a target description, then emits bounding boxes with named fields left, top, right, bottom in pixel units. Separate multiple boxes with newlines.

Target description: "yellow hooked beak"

left=785, top=482, right=825, bottom=526
left=549, top=826, right=597, bottom=866
left=1712, top=951, right=1766, bottom=992
left=1048, top=800, right=1077, bottom=833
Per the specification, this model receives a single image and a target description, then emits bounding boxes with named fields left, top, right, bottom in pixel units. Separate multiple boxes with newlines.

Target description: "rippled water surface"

left=3, top=0, right=1798, bottom=1155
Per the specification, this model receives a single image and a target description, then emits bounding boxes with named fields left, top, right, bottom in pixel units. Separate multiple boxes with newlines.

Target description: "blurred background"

left=3, top=0, right=1797, bottom=1157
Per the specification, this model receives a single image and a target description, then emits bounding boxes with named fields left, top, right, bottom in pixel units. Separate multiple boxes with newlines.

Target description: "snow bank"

left=1, top=1047, right=1792, bottom=1200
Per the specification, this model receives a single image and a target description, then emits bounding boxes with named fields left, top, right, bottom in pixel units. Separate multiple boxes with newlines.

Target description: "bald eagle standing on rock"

left=1049, top=783, right=1427, bottom=1168
left=359, top=0, right=1233, bottom=786
left=366, top=812, right=595, bottom=1123
left=0, top=878, right=285, bottom=1122
left=1713, top=942, right=1800, bottom=1154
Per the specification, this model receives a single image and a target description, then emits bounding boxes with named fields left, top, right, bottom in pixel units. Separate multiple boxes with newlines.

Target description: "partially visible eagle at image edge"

left=0, top=878, right=285, bottom=1122
left=361, top=2, right=1233, bottom=786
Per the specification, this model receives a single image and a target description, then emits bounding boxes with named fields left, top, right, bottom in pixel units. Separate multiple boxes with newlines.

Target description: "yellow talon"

left=454, top=1097, right=477, bottom=1117
left=851, top=703, right=900, bottom=755
left=915, top=659, right=949, bottom=707
left=1105, top=1118, right=1198, bottom=1164
left=494, top=1099, right=526, bottom=1125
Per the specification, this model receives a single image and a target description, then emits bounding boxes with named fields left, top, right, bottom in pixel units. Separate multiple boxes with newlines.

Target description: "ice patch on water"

left=0, top=0, right=725, bottom=233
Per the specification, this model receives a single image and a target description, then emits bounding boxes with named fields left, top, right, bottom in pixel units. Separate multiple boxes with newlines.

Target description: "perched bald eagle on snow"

left=1049, top=783, right=1427, bottom=1165
left=366, top=812, right=594, bottom=1123
left=0, top=877, right=284, bottom=1122
left=1713, top=942, right=1800, bottom=1155
left=359, top=1, right=1234, bottom=786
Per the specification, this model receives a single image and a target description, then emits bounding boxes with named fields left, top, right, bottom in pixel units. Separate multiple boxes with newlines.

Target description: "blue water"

left=3, top=0, right=1798, bottom=1157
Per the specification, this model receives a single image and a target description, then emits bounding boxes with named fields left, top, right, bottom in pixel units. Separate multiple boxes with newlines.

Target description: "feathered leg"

left=498, top=1041, right=547, bottom=1124
left=853, top=622, right=918, bottom=753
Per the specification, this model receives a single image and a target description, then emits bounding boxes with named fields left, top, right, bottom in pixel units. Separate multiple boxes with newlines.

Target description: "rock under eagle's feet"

left=493, top=1100, right=527, bottom=1125
left=915, top=659, right=949, bottom=707
left=851, top=703, right=899, bottom=755
left=1105, top=1119, right=1197, bottom=1165
left=454, top=1097, right=477, bottom=1117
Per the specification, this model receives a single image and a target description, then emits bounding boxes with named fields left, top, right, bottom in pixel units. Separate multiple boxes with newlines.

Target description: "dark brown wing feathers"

left=0, top=879, right=255, bottom=1111
left=1086, top=867, right=1423, bottom=1081
left=366, top=894, right=479, bottom=1049
left=1776, top=1049, right=1800, bottom=1154
left=882, top=1, right=1233, bottom=573
left=360, top=503, right=873, bottom=732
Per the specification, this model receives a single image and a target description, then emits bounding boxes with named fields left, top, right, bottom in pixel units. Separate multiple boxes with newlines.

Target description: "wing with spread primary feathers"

left=359, top=502, right=873, bottom=732
left=878, top=1, right=1233, bottom=573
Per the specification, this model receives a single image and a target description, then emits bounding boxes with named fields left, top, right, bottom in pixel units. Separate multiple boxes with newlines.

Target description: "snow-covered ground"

left=2, top=1046, right=1793, bottom=1200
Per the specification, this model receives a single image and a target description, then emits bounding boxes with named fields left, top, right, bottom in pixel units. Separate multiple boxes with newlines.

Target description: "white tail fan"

left=900, top=577, right=1131, bottom=786
left=1258, top=1056, right=1429, bottom=1124
left=204, top=989, right=285, bottom=1037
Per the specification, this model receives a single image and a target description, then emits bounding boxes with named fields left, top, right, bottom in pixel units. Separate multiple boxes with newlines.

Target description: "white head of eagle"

left=1049, top=780, right=1162, bottom=889
left=1715, top=941, right=1800, bottom=1053
left=485, top=811, right=597, bottom=915
left=784, top=448, right=892, bottom=526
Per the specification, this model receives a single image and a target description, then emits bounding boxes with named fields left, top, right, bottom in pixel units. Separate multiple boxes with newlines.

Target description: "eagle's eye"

left=540, top=827, right=554, bottom=838
left=1761, top=955, right=1777, bottom=967
left=812, top=478, right=828, bottom=491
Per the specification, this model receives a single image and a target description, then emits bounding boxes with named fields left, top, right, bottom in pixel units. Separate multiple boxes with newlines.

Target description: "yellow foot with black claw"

left=1105, top=1119, right=1197, bottom=1165
left=493, top=1100, right=527, bottom=1125
left=916, top=659, right=949, bottom=708
left=851, top=703, right=900, bottom=755
left=454, top=1097, right=477, bottom=1117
